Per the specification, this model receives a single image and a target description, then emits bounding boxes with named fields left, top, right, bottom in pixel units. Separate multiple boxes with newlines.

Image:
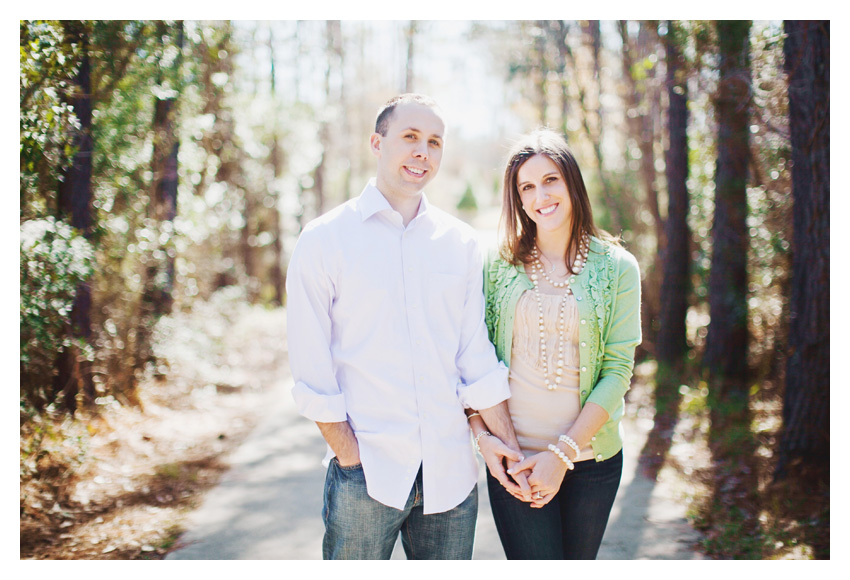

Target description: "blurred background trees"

left=20, top=19, right=829, bottom=558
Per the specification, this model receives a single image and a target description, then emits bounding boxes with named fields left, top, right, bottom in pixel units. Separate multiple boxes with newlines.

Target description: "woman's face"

left=516, top=154, right=573, bottom=238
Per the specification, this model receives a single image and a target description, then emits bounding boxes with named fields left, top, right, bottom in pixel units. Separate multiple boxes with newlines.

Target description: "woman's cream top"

left=508, top=289, right=594, bottom=462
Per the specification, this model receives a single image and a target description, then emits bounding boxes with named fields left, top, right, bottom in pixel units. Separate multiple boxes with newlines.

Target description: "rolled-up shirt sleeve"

left=455, top=238, right=511, bottom=410
left=286, top=227, right=348, bottom=423
left=456, top=363, right=510, bottom=410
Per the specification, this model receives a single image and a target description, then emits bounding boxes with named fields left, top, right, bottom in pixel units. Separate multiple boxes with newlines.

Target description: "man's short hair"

left=374, top=93, right=440, bottom=136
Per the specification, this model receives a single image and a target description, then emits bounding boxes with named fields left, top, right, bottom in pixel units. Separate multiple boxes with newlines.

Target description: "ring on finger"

left=533, top=491, right=542, bottom=500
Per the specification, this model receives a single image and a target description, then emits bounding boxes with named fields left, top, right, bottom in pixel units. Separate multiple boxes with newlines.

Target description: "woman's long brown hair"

left=500, top=129, right=610, bottom=273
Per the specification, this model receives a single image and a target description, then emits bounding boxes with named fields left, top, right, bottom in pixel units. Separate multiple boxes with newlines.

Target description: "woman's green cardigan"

left=483, top=236, right=642, bottom=461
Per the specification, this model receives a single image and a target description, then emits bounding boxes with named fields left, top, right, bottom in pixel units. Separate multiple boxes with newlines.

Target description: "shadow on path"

left=599, top=415, right=704, bottom=559
left=167, top=378, right=703, bottom=560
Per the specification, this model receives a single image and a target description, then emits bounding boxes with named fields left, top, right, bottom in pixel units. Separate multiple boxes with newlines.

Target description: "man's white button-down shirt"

left=287, top=180, right=510, bottom=514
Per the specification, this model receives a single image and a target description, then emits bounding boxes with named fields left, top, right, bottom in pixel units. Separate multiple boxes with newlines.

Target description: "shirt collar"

left=358, top=178, right=431, bottom=224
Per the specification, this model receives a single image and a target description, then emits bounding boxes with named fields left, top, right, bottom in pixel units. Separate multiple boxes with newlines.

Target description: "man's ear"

left=369, top=133, right=381, bottom=157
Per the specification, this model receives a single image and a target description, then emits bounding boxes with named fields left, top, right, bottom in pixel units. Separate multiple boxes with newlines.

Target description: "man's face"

left=371, top=102, right=445, bottom=201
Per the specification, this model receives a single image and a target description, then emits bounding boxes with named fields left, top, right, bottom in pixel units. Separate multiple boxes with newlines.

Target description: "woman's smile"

left=537, top=203, right=559, bottom=216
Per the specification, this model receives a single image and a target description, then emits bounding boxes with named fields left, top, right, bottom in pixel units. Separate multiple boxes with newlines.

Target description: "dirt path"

left=165, top=376, right=704, bottom=560
left=20, top=300, right=288, bottom=560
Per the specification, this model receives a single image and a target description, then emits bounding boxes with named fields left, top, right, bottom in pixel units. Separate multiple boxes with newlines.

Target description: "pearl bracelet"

left=558, top=435, right=581, bottom=460
left=474, top=430, right=492, bottom=453
left=548, top=444, right=575, bottom=470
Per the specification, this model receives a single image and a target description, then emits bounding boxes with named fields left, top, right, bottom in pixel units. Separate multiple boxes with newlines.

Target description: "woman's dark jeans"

left=487, top=450, right=623, bottom=559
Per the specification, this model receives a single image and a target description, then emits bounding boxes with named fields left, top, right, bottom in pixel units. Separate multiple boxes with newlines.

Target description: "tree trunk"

left=54, top=20, right=95, bottom=414
left=561, top=24, right=622, bottom=234
left=268, top=25, right=285, bottom=306
left=313, top=124, right=328, bottom=217
left=542, top=20, right=570, bottom=138
left=657, top=21, right=691, bottom=367
left=618, top=20, right=664, bottom=249
left=586, top=20, right=601, bottom=142
left=133, top=21, right=183, bottom=396
left=149, top=21, right=183, bottom=316
left=775, top=20, right=829, bottom=483
left=533, top=21, right=548, bottom=126
left=704, top=20, right=752, bottom=428
left=642, top=21, right=692, bottom=478
left=240, top=188, right=255, bottom=281
left=405, top=21, right=416, bottom=93
left=619, top=21, right=664, bottom=357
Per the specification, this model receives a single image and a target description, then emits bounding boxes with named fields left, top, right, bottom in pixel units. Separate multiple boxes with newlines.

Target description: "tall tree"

left=556, top=23, right=621, bottom=234
left=150, top=20, right=183, bottom=314
left=704, top=20, right=752, bottom=428
left=540, top=20, right=570, bottom=138
left=775, top=21, right=829, bottom=483
left=657, top=21, right=691, bottom=371
left=618, top=20, right=664, bottom=249
left=54, top=20, right=95, bottom=414
left=268, top=24, right=285, bottom=305
left=404, top=20, right=417, bottom=93
left=619, top=21, right=667, bottom=361
left=134, top=21, right=184, bottom=390
left=643, top=20, right=692, bottom=477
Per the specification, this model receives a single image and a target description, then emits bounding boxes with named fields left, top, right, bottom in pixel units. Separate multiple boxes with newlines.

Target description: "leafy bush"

left=20, top=217, right=94, bottom=407
left=456, top=184, right=478, bottom=212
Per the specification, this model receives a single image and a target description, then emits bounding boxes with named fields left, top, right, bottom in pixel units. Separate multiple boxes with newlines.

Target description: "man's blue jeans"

left=487, top=450, right=623, bottom=559
left=322, top=458, right=478, bottom=559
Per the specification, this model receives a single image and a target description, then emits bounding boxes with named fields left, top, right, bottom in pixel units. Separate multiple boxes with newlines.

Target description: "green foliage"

left=694, top=503, right=767, bottom=559
left=83, top=23, right=170, bottom=398
left=456, top=184, right=478, bottom=212
left=20, top=21, right=80, bottom=218
left=20, top=218, right=94, bottom=407
left=679, top=382, right=709, bottom=416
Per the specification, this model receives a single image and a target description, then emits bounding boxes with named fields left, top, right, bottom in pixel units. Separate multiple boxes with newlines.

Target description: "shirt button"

left=570, top=277, right=576, bottom=283
left=576, top=296, right=582, bottom=301
left=581, top=367, right=587, bottom=372
left=581, top=342, right=587, bottom=347
left=591, top=436, right=597, bottom=441
left=597, top=454, right=603, bottom=460
left=581, top=391, right=587, bottom=396
left=580, top=319, right=586, bottom=325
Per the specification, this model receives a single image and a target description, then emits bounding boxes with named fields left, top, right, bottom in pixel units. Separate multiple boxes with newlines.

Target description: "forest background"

left=19, top=17, right=830, bottom=560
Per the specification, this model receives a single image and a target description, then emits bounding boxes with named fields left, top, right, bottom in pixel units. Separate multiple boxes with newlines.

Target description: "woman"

left=467, top=129, right=641, bottom=559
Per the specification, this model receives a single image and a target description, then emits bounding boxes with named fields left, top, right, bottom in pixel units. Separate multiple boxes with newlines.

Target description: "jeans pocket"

left=332, top=456, right=363, bottom=472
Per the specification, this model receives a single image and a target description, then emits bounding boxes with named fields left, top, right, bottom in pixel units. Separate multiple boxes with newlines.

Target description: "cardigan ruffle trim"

left=584, top=240, right=614, bottom=380
left=486, top=237, right=616, bottom=378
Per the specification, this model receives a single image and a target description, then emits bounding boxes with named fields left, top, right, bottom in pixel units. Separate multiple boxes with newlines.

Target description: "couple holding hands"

left=287, top=93, right=641, bottom=560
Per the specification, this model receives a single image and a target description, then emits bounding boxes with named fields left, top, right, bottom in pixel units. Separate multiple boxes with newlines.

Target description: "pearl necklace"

left=529, top=234, right=590, bottom=391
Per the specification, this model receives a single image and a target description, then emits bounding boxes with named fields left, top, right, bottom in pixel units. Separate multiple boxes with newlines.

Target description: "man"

left=286, top=94, right=527, bottom=560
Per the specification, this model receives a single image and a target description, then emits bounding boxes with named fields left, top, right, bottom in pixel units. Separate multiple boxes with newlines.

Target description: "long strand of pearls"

left=529, top=234, right=589, bottom=391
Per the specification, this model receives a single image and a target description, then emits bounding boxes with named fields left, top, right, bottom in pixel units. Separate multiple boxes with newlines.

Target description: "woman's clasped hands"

left=476, top=433, right=532, bottom=503
left=506, top=450, right=569, bottom=509
left=478, top=434, right=570, bottom=508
